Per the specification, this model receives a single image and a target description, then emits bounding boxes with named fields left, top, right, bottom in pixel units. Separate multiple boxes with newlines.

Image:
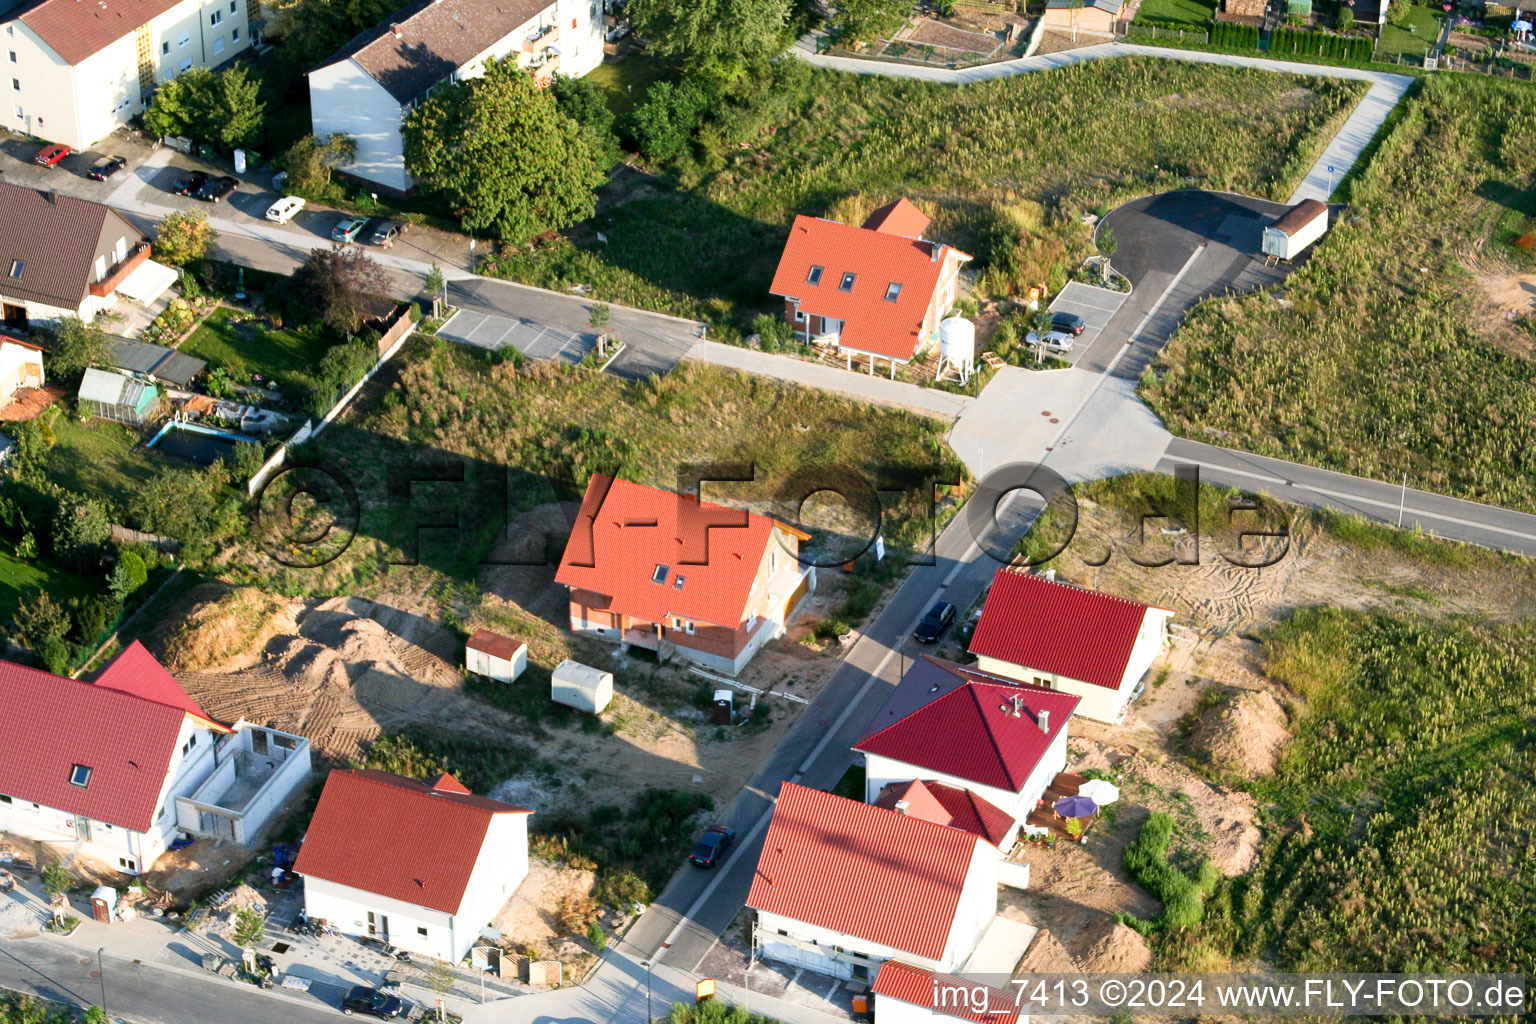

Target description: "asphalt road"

left=619, top=475, right=1045, bottom=972
left=1161, top=438, right=1536, bottom=556
left=0, top=938, right=344, bottom=1024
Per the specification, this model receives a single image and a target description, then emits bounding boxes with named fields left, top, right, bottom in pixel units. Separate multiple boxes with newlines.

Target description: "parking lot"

left=436, top=308, right=596, bottom=363
left=1049, top=281, right=1130, bottom=366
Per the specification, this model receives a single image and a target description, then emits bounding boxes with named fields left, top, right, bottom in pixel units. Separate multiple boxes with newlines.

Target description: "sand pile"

left=1187, top=690, right=1291, bottom=778
left=1079, top=921, right=1152, bottom=973
left=1016, top=928, right=1080, bottom=973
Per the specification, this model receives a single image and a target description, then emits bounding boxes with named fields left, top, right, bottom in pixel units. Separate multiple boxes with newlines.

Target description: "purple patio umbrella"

left=1054, top=794, right=1098, bottom=819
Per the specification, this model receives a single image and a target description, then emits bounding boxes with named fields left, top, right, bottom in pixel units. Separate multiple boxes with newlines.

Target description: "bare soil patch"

left=1470, top=262, right=1536, bottom=358
left=493, top=858, right=596, bottom=954
left=1187, top=689, right=1291, bottom=778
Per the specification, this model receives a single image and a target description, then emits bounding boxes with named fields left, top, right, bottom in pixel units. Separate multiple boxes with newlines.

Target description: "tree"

left=424, top=262, right=447, bottom=317
left=425, top=959, right=455, bottom=1021
left=627, top=79, right=713, bottom=164
left=826, top=0, right=908, bottom=46
left=628, top=0, right=789, bottom=78
left=41, top=859, right=71, bottom=898
left=282, top=133, right=359, bottom=195
left=44, top=316, right=110, bottom=379
left=1334, top=2, right=1354, bottom=28
left=296, top=244, right=391, bottom=335
left=50, top=494, right=111, bottom=574
left=155, top=210, right=217, bottom=267
left=232, top=908, right=266, bottom=947
left=143, top=65, right=266, bottom=149
left=107, top=548, right=149, bottom=602
left=403, top=59, right=604, bottom=243
left=552, top=73, right=618, bottom=152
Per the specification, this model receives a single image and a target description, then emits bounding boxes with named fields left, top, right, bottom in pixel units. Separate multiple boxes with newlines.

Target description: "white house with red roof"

left=769, top=198, right=972, bottom=378
left=747, top=782, right=1000, bottom=983
left=873, top=961, right=1027, bottom=1024
left=0, top=642, right=310, bottom=875
left=554, top=474, right=816, bottom=676
left=855, top=657, right=1079, bottom=852
left=968, top=569, right=1173, bottom=724
left=294, top=769, right=531, bottom=962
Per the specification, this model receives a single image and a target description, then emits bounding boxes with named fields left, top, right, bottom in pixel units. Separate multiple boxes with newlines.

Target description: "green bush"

left=1209, top=22, right=1261, bottom=47
left=1123, top=812, right=1219, bottom=931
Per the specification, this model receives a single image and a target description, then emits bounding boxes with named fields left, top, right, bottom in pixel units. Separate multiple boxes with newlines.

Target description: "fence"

left=245, top=307, right=415, bottom=497
left=110, top=524, right=180, bottom=554
left=1123, top=23, right=1210, bottom=43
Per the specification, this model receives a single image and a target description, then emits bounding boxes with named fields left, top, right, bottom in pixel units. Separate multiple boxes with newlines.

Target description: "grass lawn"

left=181, top=306, right=334, bottom=385
left=488, top=60, right=1366, bottom=337
left=1143, top=74, right=1536, bottom=513
left=1135, top=0, right=1217, bottom=26
left=1375, top=3, right=1441, bottom=58
left=586, top=57, right=674, bottom=116
left=48, top=415, right=171, bottom=512
left=0, top=545, right=95, bottom=625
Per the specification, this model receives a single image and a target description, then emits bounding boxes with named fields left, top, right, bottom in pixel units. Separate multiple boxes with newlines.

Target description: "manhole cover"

left=1050, top=417, right=1060, bottom=423
left=1040, top=410, right=1051, bottom=416
left=77, top=957, right=91, bottom=966
left=87, top=970, right=100, bottom=980
left=272, top=942, right=290, bottom=954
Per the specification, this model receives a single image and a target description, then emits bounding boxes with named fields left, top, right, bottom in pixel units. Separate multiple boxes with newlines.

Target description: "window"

left=672, top=617, right=683, bottom=630
left=805, top=265, right=823, bottom=286
left=210, top=9, right=222, bottom=25
left=69, top=765, right=92, bottom=787
left=6, top=51, right=13, bottom=64
left=212, top=36, right=224, bottom=54
left=230, top=0, right=237, bottom=10
left=0, top=794, right=11, bottom=804
left=417, top=926, right=428, bottom=936
left=684, top=621, right=696, bottom=635
left=12, top=106, right=19, bottom=119
left=180, top=58, right=192, bottom=71
left=178, top=30, right=190, bottom=46
left=94, top=255, right=106, bottom=281
left=769, top=548, right=777, bottom=574
left=746, top=613, right=757, bottom=632
left=884, top=282, right=902, bottom=302
left=231, top=26, right=239, bottom=40
left=673, top=575, right=685, bottom=589
left=838, top=272, right=856, bottom=292
left=651, top=564, right=668, bottom=584
left=119, top=858, right=135, bottom=871
left=114, top=236, right=127, bottom=262
left=161, top=40, right=170, bottom=54
left=10, top=78, right=16, bottom=91
left=8, top=260, right=22, bottom=279
left=792, top=309, right=805, bottom=323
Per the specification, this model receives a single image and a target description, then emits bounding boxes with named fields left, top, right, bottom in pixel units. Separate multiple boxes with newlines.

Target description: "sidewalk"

left=688, top=340, right=972, bottom=420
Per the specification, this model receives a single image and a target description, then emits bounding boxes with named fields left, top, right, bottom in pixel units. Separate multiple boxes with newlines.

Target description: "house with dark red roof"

left=872, top=960, right=1025, bottom=1024
left=295, top=769, right=531, bottom=962
left=747, top=783, right=1002, bottom=983
left=0, top=642, right=311, bottom=876
left=969, top=569, right=1174, bottom=724
left=554, top=474, right=816, bottom=677
left=855, top=656, right=1079, bottom=853
left=769, top=198, right=972, bottom=377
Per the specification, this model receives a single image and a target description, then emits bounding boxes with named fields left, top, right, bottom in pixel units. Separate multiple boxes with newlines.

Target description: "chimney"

left=894, top=800, right=910, bottom=814
left=390, top=21, right=402, bottom=35
left=1038, top=709, right=1050, bottom=734
left=1043, top=568, right=1057, bottom=582
left=929, top=242, right=941, bottom=264
left=1010, top=694, right=1024, bottom=718
left=44, top=190, right=56, bottom=207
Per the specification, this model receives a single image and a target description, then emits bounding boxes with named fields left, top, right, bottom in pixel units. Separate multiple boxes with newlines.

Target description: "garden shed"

left=78, top=368, right=160, bottom=426
left=465, top=629, right=528, bottom=683
left=551, top=659, right=613, bottom=714
left=1262, top=199, right=1329, bottom=260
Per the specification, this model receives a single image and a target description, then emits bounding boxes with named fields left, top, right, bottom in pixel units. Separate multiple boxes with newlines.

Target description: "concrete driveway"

left=437, top=307, right=595, bottom=363
left=1048, top=281, right=1129, bottom=367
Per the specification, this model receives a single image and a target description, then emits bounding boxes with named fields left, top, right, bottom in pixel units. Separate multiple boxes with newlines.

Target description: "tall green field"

left=1143, top=75, right=1536, bottom=511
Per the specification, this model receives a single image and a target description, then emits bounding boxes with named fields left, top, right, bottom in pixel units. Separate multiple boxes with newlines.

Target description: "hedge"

left=1210, top=22, right=1261, bottom=47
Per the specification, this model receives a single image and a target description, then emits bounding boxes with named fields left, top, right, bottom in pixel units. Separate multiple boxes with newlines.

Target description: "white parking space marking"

left=1050, top=282, right=1130, bottom=364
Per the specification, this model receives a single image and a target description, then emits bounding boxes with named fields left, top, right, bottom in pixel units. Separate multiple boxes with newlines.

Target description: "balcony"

left=89, top=242, right=150, bottom=298
left=522, top=24, right=557, bottom=52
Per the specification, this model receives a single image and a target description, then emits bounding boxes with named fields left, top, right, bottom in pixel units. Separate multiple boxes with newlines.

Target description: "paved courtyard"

left=1048, top=281, right=1130, bottom=367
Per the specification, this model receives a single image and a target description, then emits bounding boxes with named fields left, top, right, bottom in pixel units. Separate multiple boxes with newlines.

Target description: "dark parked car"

left=331, top=216, right=369, bottom=243
left=913, top=601, right=956, bottom=644
left=687, top=825, right=735, bottom=869
left=33, top=143, right=70, bottom=167
left=341, top=986, right=403, bottom=1019
left=193, top=175, right=238, bottom=202
left=172, top=171, right=209, bottom=196
left=365, top=219, right=406, bottom=247
left=87, top=155, right=127, bottom=180
left=1050, top=311, right=1085, bottom=336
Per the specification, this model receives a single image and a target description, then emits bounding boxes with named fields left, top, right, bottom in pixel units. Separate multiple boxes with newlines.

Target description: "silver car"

left=1026, top=329, right=1076, bottom=354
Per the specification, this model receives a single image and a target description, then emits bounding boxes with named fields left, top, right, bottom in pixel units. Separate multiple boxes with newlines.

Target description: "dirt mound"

left=1079, top=921, right=1152, bottom=973
left=493, top=859, right=596, bottom=950
left=1187, top=689, right=1291, bottom=779
left=1122, top=755, right=1263, bottom=877
left=160, top=584, right=295, bottom=673
left=1017, top=928, right=1081, bottom=973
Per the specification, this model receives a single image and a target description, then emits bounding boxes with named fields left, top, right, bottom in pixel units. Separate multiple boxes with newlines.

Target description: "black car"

left=687, top=825, right=735, bottom=868
left=365, top=219, right=406, bottom=247
left=913, top=601, right=956, bottom=643
left=1050, top=311, right=1085, bottom=336
left=87, top=155, right=127, bottom=181
left=171, top=171, right=209, bottom=196
left=193, top=175, right=238, bottom=202
left=341, top=986, right=403, bottom=1019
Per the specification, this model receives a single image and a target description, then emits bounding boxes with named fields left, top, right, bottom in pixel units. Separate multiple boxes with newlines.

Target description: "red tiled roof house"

left=769, top=198, right=972, bottom=378
left=969, top=569, right=1173, bottom=724
left=856, top=656, right=1079, bottom=856
left=872, top=961, right=1026, bottom=1024
left=555, top=474, right=816, bottom=677
left=0, top=642, right=312, bottom=875
left=295, top=769, right=532, bottom=962
left=746, top=783, right=999, bottom=983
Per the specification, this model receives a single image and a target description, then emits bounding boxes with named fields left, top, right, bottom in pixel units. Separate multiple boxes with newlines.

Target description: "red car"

left=33, top=144, right=70, bottom=167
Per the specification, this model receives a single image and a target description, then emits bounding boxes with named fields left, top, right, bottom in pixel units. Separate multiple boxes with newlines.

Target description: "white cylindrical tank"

left=939, top=317, right=974, bottom=365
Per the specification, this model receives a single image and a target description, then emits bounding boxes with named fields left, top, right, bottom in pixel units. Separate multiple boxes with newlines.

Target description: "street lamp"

left=96, top=947, right=107, bottom=1019
left=641, top=960, right=653, bottom=1022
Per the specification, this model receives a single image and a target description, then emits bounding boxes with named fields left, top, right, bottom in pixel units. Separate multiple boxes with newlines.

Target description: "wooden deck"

left=0, top=385, right=65, bottom=422
left=1013, top=772, right=1099, bottom=849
